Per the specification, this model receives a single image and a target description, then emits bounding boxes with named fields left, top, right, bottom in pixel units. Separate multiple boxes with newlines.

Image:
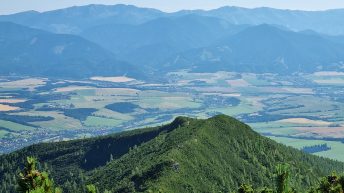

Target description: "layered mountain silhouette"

left=192, top=6, right=344, bottom=35
left=1, top=5, right=344, bottom=78
left=0, top=4, right=164, bottom=34
left=0, top=22, right=142, bottom=78
left=81, top=15, right=247, bottom=68
left=2, top=5, right=344, bottom=35
left=163, top=24, right=344, bottom=73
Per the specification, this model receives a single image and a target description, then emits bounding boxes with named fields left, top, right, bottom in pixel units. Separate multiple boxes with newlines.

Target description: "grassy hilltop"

left=1, top=115, right=344, bottom=192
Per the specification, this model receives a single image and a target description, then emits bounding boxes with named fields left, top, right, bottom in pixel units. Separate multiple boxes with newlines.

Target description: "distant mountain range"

left=162, top=24, right=344, bottom=74
left=1, top=115, right=343, bottom=192
left=0, top=4, right=164, bottom=34
left=190, top=6, right=344, bottom=36
left=0, top=22, right=142, bottom=78
left=81, top=15, right=247, bottom=69
left=1, top=4, right=344, bottom=78
left=2, top=4, right=344, bottom=35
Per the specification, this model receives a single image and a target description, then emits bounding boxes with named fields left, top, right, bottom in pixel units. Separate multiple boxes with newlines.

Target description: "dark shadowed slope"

left=1, top=115, right=343, bottom=192
left=0, top=22, right=143, bottom=79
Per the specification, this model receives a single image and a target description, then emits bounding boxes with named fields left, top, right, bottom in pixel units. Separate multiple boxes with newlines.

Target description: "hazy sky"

left=1, top=0, right=344, bottom=15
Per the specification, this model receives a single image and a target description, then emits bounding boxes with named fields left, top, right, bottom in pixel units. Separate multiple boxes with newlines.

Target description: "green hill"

left=1, top=115, right=344, bottom=193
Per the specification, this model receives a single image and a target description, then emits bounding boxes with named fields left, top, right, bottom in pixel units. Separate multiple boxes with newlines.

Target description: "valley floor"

left=0, top=71, right=343, bottom=161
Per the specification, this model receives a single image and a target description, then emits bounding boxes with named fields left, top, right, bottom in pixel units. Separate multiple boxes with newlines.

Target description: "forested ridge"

left=1, top=115, right=344, bottom=192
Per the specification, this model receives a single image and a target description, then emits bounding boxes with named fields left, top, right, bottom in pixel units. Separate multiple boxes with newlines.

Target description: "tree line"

left=16, top=157, right=344, bottom=193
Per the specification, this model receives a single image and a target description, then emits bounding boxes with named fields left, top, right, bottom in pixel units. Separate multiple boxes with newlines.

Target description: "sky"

left=1, top=0, right=344, bottom=15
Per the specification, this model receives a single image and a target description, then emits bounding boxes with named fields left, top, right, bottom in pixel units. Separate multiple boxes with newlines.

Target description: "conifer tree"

left=86, top=184, right=97, bottom=193
left=318, top=173, right=342, bottom=193
left=276, top=164, right=290, bottom=193
left=238, top=184, right=254, bottom=193
left=17, top=157, right=62, bottom=193
left=260, top=187, right=274, bottom=193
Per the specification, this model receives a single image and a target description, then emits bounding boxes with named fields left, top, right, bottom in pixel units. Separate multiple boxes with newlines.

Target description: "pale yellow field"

left=0, top=104, right=19, bottom=111
left=314, top=79, right=344, bottom=85
left=282, top=87, right=314, bottom=94
left=295, top=127, right=344, bottom=138
left=54, top=86, right=95, bottom=92
left=0, top=78, right=46, bottom=90
left=203, top=92, right=242, bottom=97
left=227, top=79, right=250, bottom=87
left=139, top=96, right=200, bottom=109
left=0, top=99, right=26, bottom=103
left=259, top=87, right=292, bottom=93
left=277, top=118, right=332, bottom=126
left=94, top=88, right=140, bottom=96
left=313, top=71, right=344, bottom=76
left=222, top=93, right=241, bottom=97
left=192, top=86, right=236, bottom=93
left=91, top=76, right=135, bottom=83
left=140, top=83, right=164, bottom=87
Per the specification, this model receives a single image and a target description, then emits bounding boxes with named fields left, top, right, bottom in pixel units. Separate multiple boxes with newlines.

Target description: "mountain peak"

left=212, top=6, right=249, bottom=12
left=1, top=115, right=343, bottom=192
left=170, top=116, right=192, bottom=127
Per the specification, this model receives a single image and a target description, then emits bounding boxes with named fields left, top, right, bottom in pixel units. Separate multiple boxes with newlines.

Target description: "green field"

left=269, top=136, right=344, bottom=161
left=0, top=120, right=36, bottom=132
left=0, top=72, right=343, bottom=158
left=83, top=116, right=123, bottom=127
left=0, top=130, right=8, bottom=138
